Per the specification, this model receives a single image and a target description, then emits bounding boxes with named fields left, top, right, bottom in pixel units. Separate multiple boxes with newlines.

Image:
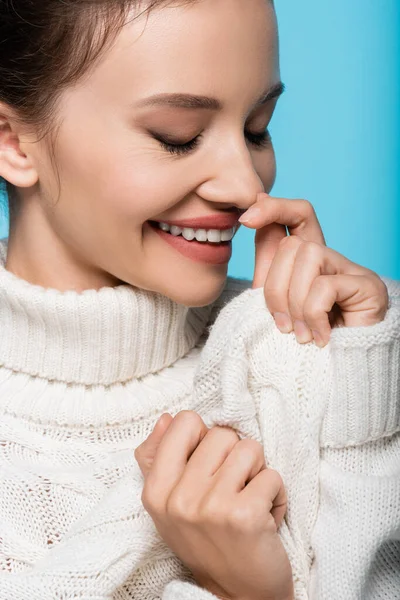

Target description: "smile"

left=148, top=219, right=239, bottom=265
left=151, top=221, right=236, bottom=244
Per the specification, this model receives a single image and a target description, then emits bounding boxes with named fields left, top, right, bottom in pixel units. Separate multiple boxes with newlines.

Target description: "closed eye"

left=155, top=129, right=272, bottom=156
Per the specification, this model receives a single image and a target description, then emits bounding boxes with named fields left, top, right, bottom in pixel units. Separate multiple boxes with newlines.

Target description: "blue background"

left=1, top=0, right=399, bottom=280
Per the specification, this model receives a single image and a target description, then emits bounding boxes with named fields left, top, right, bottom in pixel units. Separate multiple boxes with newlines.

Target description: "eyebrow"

left=136, top=81, right=285, bottom=110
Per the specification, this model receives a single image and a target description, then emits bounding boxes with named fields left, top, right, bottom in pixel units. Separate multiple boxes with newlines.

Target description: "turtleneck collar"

left=0, top=239, right=212, bottom=386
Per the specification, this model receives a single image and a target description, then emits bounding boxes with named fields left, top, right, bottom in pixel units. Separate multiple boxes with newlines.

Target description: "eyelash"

left=157, top=129, right=271, bottom=156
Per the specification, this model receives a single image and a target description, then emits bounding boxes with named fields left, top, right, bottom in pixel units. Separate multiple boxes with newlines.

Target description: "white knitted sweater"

left=0, top=238, right=399, bottom=600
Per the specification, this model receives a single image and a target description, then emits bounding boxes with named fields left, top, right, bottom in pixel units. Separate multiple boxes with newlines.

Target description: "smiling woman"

left=0, top=1, right=399, bottom=600
left=0, top=0, right=280, bottom=305
left=0, top=2, right=290, bottom=596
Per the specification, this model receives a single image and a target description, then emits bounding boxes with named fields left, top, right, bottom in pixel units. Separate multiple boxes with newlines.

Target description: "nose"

left=195, top=138, right=265, bottom=210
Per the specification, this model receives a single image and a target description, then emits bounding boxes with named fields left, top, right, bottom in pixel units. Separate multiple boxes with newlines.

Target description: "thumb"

left=252, top=222, right=287, bottom=289
left=134, top=413, right=173, bottom=478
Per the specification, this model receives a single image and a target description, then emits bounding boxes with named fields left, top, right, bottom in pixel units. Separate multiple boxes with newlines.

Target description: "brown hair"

left=0, top=0, right=196, bottom=131
left=0, top=0, right=192, bottom=200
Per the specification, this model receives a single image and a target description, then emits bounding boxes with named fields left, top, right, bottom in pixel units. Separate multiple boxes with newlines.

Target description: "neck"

left=7, top=199, right=120, bottom=291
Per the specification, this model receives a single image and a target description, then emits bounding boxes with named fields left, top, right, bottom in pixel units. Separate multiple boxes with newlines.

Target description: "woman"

left=0, top=0, right=398, bottom=598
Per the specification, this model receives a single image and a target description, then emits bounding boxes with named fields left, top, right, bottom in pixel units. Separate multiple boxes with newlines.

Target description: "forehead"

left=82, top=0, right=279, bottom=110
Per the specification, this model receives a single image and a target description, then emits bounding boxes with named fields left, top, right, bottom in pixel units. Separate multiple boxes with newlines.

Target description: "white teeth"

left=156, top=222, right=236, bottom=243
left=195, top=229, right=208, bottom=242
left=207, top=229, right=222, bottom=243
left=170, top=225, right=183, bottom=236
left=182, top=228, right=196, bottom=241
left=221, top=227, right=235, bottom=242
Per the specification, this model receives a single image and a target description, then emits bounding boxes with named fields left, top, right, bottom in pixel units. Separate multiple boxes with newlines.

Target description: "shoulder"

left=205, top=282, right=306, bottom=362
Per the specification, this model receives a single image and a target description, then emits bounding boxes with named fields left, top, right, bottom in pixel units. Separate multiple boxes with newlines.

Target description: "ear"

left=0, top=103, right=39, bottom=188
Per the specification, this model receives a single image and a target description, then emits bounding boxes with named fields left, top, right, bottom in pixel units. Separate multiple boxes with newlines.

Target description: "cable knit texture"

left=0, top=238, right=399, bottom=599
left=192, top=284, right=400, bottom=600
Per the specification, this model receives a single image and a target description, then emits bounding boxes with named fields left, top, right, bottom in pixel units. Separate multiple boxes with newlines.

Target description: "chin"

left=158, top=270, right=228, bottom=308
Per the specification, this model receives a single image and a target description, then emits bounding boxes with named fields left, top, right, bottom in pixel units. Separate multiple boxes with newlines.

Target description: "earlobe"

left=0, top=111, right=39, bottom=188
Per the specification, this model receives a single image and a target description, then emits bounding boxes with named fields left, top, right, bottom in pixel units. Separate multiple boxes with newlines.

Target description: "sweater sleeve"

left=320, top=278, right=400, bottom=447
left=0, top=465, right=218, bottom=600
left=309, top=278, right=400, bottom=600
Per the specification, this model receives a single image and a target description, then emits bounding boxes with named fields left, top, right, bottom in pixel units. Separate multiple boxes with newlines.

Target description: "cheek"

left=53, top=137, right=183, bottom=227
left=97, top=159, right=184, bottom=225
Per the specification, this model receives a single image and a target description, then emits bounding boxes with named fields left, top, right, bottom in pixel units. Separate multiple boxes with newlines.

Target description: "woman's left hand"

left=239, top=192, right=389, bottom=347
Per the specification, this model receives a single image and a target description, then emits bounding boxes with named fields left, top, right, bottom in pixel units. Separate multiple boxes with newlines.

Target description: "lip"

left=151, top=212, right=240, bottom=231
left=151, top=224, right=233, bottom=265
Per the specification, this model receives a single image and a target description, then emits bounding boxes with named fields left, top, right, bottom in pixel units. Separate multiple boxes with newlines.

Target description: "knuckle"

left=311, top=275, right=332, bottom=295
left=199, top=495, right=225, bottom=525
left=375, top=277, right=389, bottom=302
left=237, top=438, right=264, bottom=462
left=303, top=303, right=322, bottom=324
left=134, top=445, right=143, bottom=462
left=207, top=425, right=239, bottom=445
left=298, top=198, right=316, bottom=218
left=268, top=467, right=285, bottom=490
left=167, top=491, right=196, bottom=523
left=263, top=282, right=284, bottom=306
left=174, top=410, right=203, bottom=429
left=367, top=276, right=389, bottom=317
left=257, top=468, right=285, bottom=501
left=299, top=240, right=322, bottom=261
left=278, top=234, right=301, bottom=249
left=303, top=278, right=329, bottom=314
left=227, top=503, right=259, bottom=533
left=141, top=485, right=164, bottom=516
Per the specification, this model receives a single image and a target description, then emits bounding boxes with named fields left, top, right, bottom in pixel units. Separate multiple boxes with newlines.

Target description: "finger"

left=263, top=235, right=303, bottom=333
left=287, top=242, right=334, bottom=344
left=169, top=427, right=240, bottom=511
left=134, top=413, right=173, bottom=478
left=239, top=193, right=326, bottom=244
left=240, top=468, right=287, bottom=529
left=252, top=222, right=288, bottom=289
left=289, top=245, right=362, bottom=345
left=145, top=411, right=209, bottom=500
left=184, top=426, right=240, bottom=478
left=305, top=273, right=387, bottom=347
left=211, top=439, right=266, bottom=495
left=302, top=276, right=339, bottom=347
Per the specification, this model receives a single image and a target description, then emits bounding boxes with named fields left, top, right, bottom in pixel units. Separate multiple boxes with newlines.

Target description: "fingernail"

left=312, top=330, right=325, bottom=348
left=274, top=312, right=293, bottom=334
left=294, top=320, right=313, bottom=344
left=238, top=205, right=261, bottom=223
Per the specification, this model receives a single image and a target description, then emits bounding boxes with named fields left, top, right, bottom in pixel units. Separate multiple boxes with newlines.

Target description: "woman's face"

left=13, top=0, right=281, bottom=305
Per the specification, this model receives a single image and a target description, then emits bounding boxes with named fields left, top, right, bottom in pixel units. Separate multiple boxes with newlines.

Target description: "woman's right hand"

left=134, top=411, right=293, bottom=600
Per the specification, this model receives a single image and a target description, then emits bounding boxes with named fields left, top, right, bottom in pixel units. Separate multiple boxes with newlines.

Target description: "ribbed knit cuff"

left=320, top=297, right=400, bottom=448
left=163, top=581, right=219, bottom=600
